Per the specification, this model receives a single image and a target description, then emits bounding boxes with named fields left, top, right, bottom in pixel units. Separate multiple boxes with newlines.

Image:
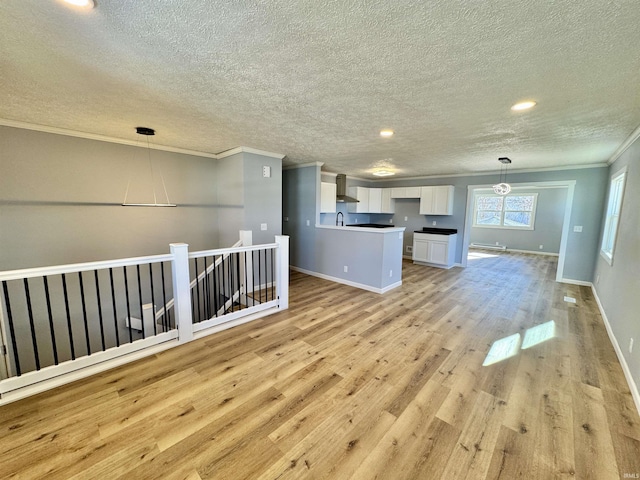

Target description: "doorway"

left=461, top=180, right=576, bottom=283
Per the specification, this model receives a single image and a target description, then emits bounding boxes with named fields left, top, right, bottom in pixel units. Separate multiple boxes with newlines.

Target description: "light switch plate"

left=260, top=223, right=267, bottom=231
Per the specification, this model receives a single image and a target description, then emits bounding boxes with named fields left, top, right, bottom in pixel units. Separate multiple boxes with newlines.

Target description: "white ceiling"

left=1, top=1, right=639, bottom=179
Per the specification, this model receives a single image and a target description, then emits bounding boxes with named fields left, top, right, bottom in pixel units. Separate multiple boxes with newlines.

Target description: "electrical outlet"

left=260, top=223, right=267, bottom=231
left=389, top=218, right=393, bottom=223
left=432, top=220, right=436, bottom=226
left=306, top=220, right=310, bottom=226
left=573, top=225, right=583, bottom=233
left=406, top=245, right=413, bottom=253
left=495, top=242, right=500, bottom=246
left=343, top=266, right=348, bottom=273
left=404, top=216, right=408, bottom=221
left=539, top=245, right=543, bottom=250
left=630, top=338, right=634, bottom=354
left=389, top=270, right=393, bottom=277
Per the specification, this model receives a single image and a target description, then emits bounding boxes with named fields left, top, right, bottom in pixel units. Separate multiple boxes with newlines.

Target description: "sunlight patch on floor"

left=483, top=320, right=557, bottom=366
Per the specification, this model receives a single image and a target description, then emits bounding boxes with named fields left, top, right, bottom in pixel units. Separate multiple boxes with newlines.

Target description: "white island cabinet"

left=413, top=232, right=457, bottom=268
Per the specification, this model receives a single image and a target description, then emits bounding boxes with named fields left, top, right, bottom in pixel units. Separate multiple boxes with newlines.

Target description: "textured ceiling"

left=1, top=1, right=639, bottom=178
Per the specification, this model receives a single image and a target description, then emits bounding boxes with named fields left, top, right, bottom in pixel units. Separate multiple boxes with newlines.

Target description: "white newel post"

left=170, top=243, right=193, bottom=343
left=275, top=235, right=289, bottom=310
left=239, top=230, right=254, bottom=306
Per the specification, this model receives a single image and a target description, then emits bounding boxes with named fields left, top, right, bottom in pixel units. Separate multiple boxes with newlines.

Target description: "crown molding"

left=0, top=118, right=219, bottom=159
left=282, top=162, right=324, bottom=170
left=608, top=123, right=640, bottom=165
left=217, top=146, right=285, bottom=160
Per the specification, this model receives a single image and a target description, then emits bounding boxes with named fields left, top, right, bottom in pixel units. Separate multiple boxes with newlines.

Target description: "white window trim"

left=473, top=192, right=538, bottom=230
left=600, top=166, right=627, bottom=266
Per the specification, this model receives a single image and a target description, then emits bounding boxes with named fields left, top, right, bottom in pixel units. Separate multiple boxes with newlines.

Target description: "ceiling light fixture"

left=122, top=127, right=177, bottom=207
left=511, top=101, right=536, bottom=111
left=373, top=170, right=395, bottom=177
left=493, top=157, right=512, bottom=195
left=380, top=129, right=394, bottom=138
left=62, top=0, right=95, bottom=8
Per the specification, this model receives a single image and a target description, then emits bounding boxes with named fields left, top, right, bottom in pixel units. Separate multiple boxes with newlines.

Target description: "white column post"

left=170, top=243, right=193, bottom=343
left=239, top=230, right=254, bottom=306
left=275, top=235, right=289, bottom=310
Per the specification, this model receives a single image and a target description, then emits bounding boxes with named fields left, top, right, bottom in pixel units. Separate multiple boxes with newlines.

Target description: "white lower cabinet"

left=412, top=233, right=457, bottom=268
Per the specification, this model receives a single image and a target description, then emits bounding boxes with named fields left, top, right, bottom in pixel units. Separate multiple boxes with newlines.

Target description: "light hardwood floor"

left=1, top=252, right=639, bottom=479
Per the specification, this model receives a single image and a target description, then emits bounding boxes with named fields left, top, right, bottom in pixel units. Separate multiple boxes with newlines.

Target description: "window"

left=473, top=193, right=538, bottom=230
left=600, top=168, right=627, bottom=265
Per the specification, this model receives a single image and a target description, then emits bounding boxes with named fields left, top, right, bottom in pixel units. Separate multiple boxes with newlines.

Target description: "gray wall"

left=469, top=187, right=567, bottom=254
left=593, top=135, right=640, bottom=398
left=0, top=126, right=282, bottom=270
left=284, top=165, right=402, bottom=290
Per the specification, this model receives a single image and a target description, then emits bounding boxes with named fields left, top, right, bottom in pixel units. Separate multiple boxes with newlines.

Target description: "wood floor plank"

left=1, top=252, right=639, bottom=479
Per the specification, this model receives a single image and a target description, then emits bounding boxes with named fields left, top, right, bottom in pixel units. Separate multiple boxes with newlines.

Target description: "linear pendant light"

left=122, top=127, right=177, bottom=207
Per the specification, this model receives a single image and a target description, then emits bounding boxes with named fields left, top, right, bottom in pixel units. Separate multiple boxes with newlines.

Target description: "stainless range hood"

left=336, top=174, right=359, bottom=203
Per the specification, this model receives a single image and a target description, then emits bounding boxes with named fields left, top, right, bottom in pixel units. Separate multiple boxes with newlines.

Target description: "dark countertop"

left=414, top=227, right=458, bottom=235
left=346, top=223, right=395, bottom=228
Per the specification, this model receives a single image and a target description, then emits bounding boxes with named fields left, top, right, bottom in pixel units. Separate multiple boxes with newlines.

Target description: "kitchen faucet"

left=336, top=212, right=344, bottom=226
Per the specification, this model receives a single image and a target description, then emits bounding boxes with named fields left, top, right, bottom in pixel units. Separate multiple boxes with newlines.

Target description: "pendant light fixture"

left=122, top=127, right=176, bottom=207
left=493, top=157, right=512, bottom=195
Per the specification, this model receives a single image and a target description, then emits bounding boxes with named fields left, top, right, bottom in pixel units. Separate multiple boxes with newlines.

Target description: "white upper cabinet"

left=368, top=188, right=382, bottom=213
left=347, top=186, right=370, bottom=213
left=380, top=188, right=394, bottom=213
left=390, top=186, right=422, bottom=199
left=419, top=185, right=455, bottom=215
left=320, top=182, right=337, bottom=213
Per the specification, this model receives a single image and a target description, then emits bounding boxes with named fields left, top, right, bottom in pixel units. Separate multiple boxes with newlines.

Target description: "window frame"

left=600, top=167, right=627, bottom=266
left=473, top=192, right=538, bottom=230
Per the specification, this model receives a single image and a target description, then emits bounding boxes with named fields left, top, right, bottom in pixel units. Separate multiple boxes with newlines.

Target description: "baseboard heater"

left=470, top=242, right=507, bottom=251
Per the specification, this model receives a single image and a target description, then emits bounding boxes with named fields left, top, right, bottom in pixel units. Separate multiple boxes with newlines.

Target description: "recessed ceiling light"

left=62, top=0, right=95, bottom=8
left=511, top=101, right=537, bottom=111
left=373, top=170, right=395, bottom=177
left=380, top=129, right=394, bottom=138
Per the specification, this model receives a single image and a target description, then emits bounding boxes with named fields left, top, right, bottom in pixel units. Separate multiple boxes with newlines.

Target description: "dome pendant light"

left=493, top=157, right=512, bottom=195
left=122, top=127, right=177, bottom=207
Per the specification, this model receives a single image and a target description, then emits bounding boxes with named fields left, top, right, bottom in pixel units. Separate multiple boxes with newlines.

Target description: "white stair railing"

left=0, top=233, right=289, bottom=405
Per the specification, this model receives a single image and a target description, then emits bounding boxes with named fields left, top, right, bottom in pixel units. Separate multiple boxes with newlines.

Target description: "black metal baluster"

left=94, top=270, right=106, bottom=351
left=235, top=253, right=242, bottom=310
left=243, top=251, right=249, bottom=307
left=204, top=256, right=210, bottom=320
left=149, top=264, right=157, bottom=336
left=61, top=273, right=76, bottom=360
left=212, top=255, right=219, bottom=317
left=2, top=281, right=21, bottom=376
left=43, top=277, right=59, bottom=365
left=252, top=250, right=257, bottom=306
left=221, top=254, right=227, bottom=314
left=271, top=248, right=275, bottom=301
left=228, top=254, right=233, bottom=310
left=258, top=249, right=263, bottom=303
left=160, top=262, right=169, bottom=331
left=194, top=258, right=201, bottom=322
left=109, top=268, right=120, bottom=347
left=78, top=272, right=91, bottom=356
left=23, top=279, right=41, bottom=370
left=123, top=266, right=133, bottom=344
left=136, top=265, right=145, bottom=339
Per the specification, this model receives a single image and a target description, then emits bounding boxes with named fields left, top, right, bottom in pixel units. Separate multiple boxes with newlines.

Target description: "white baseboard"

left=506, top=248, right=559, bottom=257
left=290, top=266, right=401, bottom=294
left=559, top=278, right=592, bottom=286
left=591, top=285, right=640, bottom=416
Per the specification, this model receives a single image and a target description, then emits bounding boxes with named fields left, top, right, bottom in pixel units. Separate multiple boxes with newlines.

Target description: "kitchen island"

left=291, top=224, right=406, bottom=293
